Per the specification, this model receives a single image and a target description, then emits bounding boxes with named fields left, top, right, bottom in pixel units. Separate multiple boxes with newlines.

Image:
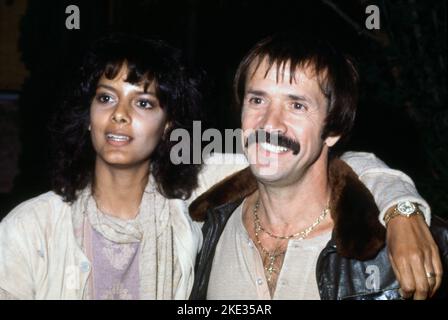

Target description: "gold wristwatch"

left=384, top=201, right=422, bottom=226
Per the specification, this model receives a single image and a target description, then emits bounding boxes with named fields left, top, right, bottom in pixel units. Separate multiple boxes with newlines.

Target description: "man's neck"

left=92, top=158, right=150, bottom=220
left=255, top=154, right=332, bottom=236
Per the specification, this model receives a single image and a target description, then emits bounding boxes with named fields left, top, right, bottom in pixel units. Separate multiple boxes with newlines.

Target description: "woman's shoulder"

left=0, top=191, right=76, bottom=299
left=1, top=191, right=70, bottom=226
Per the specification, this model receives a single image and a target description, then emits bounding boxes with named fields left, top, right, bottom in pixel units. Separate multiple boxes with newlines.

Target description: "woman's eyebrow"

left=97, top=84, right=116, bottom=92
left=97, top=84, right=158, bottom=97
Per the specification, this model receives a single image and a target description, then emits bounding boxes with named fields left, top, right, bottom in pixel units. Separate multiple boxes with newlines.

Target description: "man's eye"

left=249, top=97, right=263, bottom=104
left=293, top=102, right=307, bottom=111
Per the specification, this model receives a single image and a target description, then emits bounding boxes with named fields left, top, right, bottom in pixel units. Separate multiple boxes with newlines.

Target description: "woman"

left=0, top=34, right=204, bottom=299
left=0, top=34, right=439, bottom=300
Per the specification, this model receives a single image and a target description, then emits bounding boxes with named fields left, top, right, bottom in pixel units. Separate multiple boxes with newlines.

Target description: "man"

left=189, top=34, right=447, bottom=299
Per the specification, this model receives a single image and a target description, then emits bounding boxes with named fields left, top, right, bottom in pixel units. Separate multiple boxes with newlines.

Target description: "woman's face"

left=90, top=65, right=168, bottom=169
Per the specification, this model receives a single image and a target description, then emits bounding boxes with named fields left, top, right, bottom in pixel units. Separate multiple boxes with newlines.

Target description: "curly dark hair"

left=51, top=33, right=204, bottom=202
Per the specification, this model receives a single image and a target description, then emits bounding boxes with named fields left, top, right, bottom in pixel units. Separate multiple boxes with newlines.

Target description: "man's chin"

left=249, top=162, right=290, bottom=182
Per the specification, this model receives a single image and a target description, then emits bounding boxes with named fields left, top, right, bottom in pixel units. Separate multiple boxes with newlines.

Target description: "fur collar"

left=189, top=158, right=386, bottom=260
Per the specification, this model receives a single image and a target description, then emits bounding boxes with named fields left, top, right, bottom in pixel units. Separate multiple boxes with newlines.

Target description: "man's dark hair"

left=51, top=33, right=204, bottom=202
left=234, top=33, right=359, bottom=142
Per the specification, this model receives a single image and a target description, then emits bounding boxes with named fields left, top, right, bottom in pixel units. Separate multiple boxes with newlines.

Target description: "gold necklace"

left=253, top=228, right=285, bottom=283
left=252, top=198, right=330, bottom=284
left=254, top=199, right=330, bottom=240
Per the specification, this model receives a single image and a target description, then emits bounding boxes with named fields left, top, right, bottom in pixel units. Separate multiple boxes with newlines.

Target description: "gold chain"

left=254, top=198, right=330, bottom=240
left=253, top=229, right=285, bottom=283
left=253, top=197, right=330, bottom=283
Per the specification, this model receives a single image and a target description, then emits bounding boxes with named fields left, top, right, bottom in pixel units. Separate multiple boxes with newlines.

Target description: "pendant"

left=265, top=253, right=278, bottom=282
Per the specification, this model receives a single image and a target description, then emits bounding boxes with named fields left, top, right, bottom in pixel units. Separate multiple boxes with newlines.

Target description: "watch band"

left=384, top=203, right=422, bottom=226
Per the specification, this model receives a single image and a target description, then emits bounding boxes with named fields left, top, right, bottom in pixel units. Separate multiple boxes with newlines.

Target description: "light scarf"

left=73, top=178, right=180, bottom=299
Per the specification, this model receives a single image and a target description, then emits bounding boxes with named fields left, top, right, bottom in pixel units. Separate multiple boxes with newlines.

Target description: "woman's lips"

left=105, top=133, right=133, bottom=146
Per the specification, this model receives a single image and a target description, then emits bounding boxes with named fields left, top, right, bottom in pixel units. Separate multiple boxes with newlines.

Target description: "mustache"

left=244, top=130, right=300, bottom=155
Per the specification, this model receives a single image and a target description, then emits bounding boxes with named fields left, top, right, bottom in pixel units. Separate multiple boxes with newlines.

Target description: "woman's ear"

left=163, top=121, right=172, bottom=138
left=324, top=135, right=341, bottom=147
left=165, top=122, right=171, bottom=132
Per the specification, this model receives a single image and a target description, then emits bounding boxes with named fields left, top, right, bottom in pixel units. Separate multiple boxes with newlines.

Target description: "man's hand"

left=386, top=212, right=443, bottom=299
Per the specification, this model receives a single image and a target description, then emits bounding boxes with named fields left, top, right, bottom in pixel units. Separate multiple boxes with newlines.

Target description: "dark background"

left=0, top=0, right=446, bottom=219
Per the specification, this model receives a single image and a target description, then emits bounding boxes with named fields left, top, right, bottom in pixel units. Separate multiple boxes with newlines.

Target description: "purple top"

left=89, top=226, right=140, bottom=300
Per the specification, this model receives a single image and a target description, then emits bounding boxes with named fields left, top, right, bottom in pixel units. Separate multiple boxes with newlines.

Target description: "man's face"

left=241, top=58, right=339, bottom=186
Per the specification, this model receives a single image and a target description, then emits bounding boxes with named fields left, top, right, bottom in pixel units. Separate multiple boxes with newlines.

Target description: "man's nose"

left=260, top=102, right=287, bottom=134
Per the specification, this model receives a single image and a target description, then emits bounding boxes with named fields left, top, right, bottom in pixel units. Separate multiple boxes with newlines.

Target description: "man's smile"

left=259, top=142, right=289, bottom=154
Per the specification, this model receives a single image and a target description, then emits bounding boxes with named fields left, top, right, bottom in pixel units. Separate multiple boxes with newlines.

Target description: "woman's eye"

left=136, top=99, right=154, bottom=109
left=96, top=94, right=114, bottom=104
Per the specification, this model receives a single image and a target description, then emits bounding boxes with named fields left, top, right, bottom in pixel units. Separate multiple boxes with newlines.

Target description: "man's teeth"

left=106, top=133, right=130, bottom=141
left=260, top=142, right=289, bottom=153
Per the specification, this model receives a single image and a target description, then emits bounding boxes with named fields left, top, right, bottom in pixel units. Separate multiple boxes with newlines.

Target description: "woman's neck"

left=92, top=158, right=150, bottom=220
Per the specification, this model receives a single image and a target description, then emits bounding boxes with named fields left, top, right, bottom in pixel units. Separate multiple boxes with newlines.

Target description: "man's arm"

left=341, top=151, right=442, bottom=300
left=189, top=153, right=249, bottom=204
left=341, top=151, right=430, bottom=225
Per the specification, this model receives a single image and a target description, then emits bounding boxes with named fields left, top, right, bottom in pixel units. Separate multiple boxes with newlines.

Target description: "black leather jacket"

left=189, top=160, right=448, bottom=300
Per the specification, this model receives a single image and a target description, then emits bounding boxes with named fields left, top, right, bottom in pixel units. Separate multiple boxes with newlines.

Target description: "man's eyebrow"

left=247, top=90, right=313, bottom=102
left=246, top=89, right=267, bottom=96
left=287, top=94, right=312, bottom=102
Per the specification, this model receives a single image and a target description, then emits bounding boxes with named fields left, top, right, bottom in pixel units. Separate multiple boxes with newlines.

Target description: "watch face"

left=397, top=201, right=416, bottom=215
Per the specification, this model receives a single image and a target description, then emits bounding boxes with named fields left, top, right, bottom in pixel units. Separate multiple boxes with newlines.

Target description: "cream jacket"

left=0, top=152, right=430, bottom=299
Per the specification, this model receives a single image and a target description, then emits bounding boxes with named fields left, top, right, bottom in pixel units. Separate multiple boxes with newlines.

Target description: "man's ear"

left=324, top=135, right=341, bottom=147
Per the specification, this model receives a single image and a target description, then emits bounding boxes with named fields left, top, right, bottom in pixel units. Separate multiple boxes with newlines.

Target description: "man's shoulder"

left=191, top=153, right=249, bottom=202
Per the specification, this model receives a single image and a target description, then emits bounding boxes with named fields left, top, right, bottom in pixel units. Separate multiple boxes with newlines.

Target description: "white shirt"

left=207, top=201, right=331, bottom=300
